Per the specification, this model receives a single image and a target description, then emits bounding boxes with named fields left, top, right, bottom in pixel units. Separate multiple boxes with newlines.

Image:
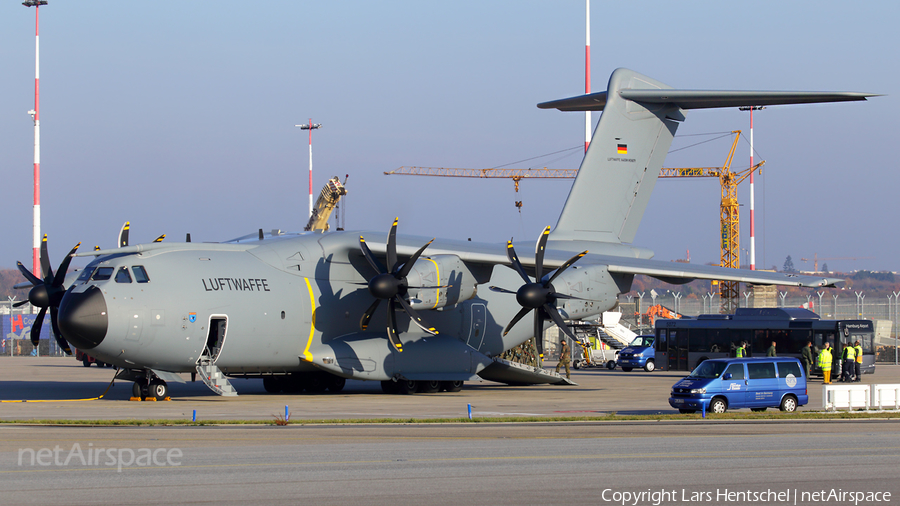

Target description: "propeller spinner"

left=15, top=235, right=81, bottom=354
left=489, top=226, right=588, bottom=357
left=358, top=218, right=438, bottom=353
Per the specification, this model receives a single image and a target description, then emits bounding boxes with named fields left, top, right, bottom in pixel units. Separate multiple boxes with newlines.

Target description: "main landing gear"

left=380, top=379, right=463, bottom=395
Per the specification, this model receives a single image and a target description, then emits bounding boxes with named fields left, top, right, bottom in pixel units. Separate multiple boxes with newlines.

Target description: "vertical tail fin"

left=547, top=68, right=683, bottom=244
left=540, top=68, right=873, bottom=245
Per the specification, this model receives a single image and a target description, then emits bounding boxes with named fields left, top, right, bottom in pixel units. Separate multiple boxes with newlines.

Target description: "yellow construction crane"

left=660, top=130, right=764, bottom=313
left=388, top=131, right=761, bottom=312
left=384, top=166, right=577, bottom=209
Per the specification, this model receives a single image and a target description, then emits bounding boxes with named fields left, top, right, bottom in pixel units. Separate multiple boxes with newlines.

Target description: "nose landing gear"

left=129, top=374, right=169, bottom=401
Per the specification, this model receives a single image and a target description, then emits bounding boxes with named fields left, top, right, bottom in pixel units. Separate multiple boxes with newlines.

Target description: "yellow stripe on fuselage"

left=302, top=277, right=316, bottom=362
left=426, top=257, right=440, bottom=309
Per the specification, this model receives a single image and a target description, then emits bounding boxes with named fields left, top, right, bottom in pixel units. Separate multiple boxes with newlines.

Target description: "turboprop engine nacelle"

left=405, top=254, right=477, bottom=310
left=549, top=264, right=619, bottom=320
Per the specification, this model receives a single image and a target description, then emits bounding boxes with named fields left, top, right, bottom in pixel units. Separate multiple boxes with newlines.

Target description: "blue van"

left=668, top=357, right=808, bottom=413
left=616, top=335, right=656, bottom=372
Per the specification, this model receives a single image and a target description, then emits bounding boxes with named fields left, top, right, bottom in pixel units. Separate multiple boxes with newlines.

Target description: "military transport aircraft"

left=17, top=68, right=874, bottom=399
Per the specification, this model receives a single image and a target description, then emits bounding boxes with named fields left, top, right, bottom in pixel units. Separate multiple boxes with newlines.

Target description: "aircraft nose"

left=58, top=286, right=108, bottom=350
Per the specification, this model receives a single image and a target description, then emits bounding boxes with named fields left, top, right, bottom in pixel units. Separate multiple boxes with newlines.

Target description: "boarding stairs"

left=596, top=311, right=637, bottom=348
left=196, top=358, right=238, bottom=396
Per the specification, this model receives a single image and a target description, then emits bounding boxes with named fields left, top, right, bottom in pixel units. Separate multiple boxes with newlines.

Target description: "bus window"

left=789, top=329, right=812, bottom=355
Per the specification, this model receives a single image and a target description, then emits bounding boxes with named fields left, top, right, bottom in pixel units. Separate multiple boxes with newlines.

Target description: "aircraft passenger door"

left=203, top=315, right=228, bottom=363
left=465, top=303, right=486, bottom=351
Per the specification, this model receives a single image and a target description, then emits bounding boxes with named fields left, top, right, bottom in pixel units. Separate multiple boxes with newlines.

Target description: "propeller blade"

left=542, top=303, right=579, bottom=342
left=119, top=222, right=130, bottom=247
left=49, top=306, right=72, bottom=355
left=394, top=296, right=437, bottom=335
left=396, top=238, right=434, bottom=279
left=386, top=298, right=403, bottom=352
left=359, top=236, right=386, bottom=274
left=506, top=240, right=532, bottom=284
left=13, top=300, right=30, bottom=308
left=553, top=293, right=591, bottom=301
left=503, top=306, right=532, bottom=336
left=533, top=309, right=544, bottom=357
left=40, top=235, right=53, bottom=281
left=52, top=243, right=82, bottom=287
left=16, top=261, right=41, bottom=286
left=31, top=307, right=47, bottom=347
left=534, top=226, right=551, bottom=281
left=386, top=218, right=398, bottom=272
left=545, top=250, right=589, bottom=286
left=488, top=286, right=518, bottom=295
left=359, top=299, right=381, bottom=331
left=154, top=234, right=166, bottom=243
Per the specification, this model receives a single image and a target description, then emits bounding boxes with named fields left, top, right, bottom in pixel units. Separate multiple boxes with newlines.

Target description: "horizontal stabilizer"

left=539, top=89, right=876, bottom=112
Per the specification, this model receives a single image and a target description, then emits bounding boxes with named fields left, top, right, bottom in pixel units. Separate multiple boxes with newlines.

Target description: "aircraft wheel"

left=327, top=376, right=346, bottom=392
left=262, top=376, right=283, bottom=393
left=305, top=373, right=327, bottom=393
left=148, top=379, right=168, bottom=401
left=419, top=380, right=440, bottom=393
left=132, top=382, right=141, bottom=398
left=440, top=380, right=463, bottom=392
left=397, top=380, right=418, bottom=395
left=284, top=375, right=305, bottom=393
left=644, top=360, right=656, bottom=372
left=381, top=380, right=399, bottom=394
left=82, top=356, right=91, bottom=367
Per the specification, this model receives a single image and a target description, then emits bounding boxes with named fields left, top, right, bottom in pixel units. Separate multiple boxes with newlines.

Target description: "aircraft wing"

left=386, top=239, right=840, bottom=288
left=598, top=255, right=840, bottom=288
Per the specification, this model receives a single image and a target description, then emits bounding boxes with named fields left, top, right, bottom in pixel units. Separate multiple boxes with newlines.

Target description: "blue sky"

left=0, top=1, right=896, bottom=275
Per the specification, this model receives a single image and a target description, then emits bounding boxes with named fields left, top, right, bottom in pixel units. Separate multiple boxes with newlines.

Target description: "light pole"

left=24, top=0, right=47, bottom=279
left=296, top=120, right=322, bottom=220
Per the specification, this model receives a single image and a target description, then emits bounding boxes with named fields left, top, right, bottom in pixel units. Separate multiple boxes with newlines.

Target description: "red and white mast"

left=584, top=0, right=591, bottom=153
left=24, top=0, right=47, bottom=278
left=296, top=120, right=322, bottom=219
left=749, top=109, right=756, bottom=271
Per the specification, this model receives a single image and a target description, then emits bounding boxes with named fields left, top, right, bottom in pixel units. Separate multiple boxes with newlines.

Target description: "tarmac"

left=2, top=357, right=899, bottom=421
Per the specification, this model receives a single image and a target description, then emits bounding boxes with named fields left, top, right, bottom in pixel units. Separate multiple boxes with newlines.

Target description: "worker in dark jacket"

left=767, top=341, right=777, bottom=357
left=853, top=340, right=863, bottom=382
left=556, top=339, right=571, bottom=379
left=800, top=341, right=813, bottom=377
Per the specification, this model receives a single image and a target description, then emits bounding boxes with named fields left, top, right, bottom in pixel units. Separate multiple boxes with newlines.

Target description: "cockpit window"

left=132, top=266, right=150, bottom=283
left=76, top=268, right=95, bottom=282
left=115, top=266, right=132, bottom=283
left=91, top=267, right=114, bottom=281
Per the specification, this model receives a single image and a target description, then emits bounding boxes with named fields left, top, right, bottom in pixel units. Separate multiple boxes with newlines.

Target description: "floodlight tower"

left=24, top=0, right=47, bottom=278
left=296, top=120, right=322, bottom=219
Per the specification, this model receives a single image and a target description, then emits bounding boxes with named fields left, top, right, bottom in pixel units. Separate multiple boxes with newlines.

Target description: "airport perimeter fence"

left=1, top=301, right=82, bottom=357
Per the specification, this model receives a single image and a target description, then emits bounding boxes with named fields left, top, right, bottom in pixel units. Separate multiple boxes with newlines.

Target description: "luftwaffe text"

left=202, top=278, right=270, bottom=292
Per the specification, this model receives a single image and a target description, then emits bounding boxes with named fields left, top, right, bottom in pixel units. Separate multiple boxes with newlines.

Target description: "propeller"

left=358, top=218, right=438, bottom=353
left=15, top=234, right=81, bottom=354
left=489, top=226, right=588, bottom=357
